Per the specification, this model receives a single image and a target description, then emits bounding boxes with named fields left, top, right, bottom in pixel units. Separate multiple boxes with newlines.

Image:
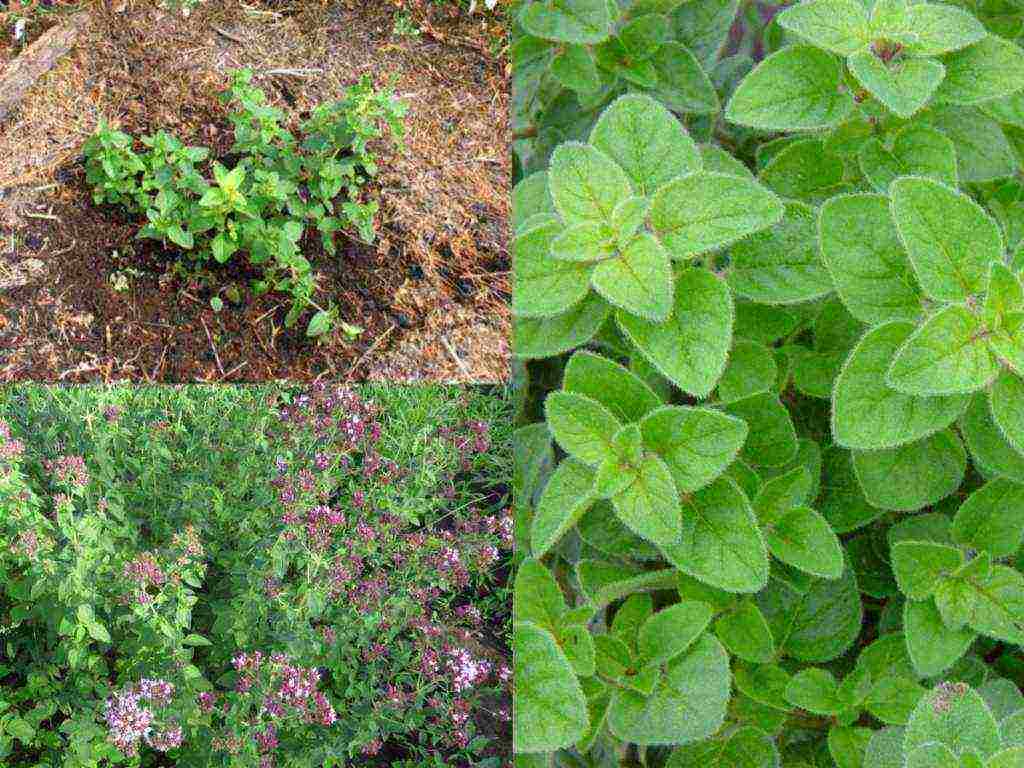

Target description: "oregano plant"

left=512, top=0, right=1024, bottom=766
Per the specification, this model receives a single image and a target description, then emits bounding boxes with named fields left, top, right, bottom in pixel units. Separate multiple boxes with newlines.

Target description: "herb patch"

left=0, top=384, right=511, bottom=766
left=511, top=0, right=1024, bottom=765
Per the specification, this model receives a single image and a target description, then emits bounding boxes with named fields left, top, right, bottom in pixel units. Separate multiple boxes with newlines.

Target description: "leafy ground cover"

left=512, top=1, right=1024, bottom=766
left=0, top=0, right=509, bottom=382
left=0, top=383, right=512, bottom=766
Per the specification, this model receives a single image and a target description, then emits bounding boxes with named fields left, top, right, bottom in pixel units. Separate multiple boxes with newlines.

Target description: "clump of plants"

left=511, top=0, right=1024, bottom=766
left=83, top=69, right=407, bottom=338
left=0, top=384, right=511, bottom=766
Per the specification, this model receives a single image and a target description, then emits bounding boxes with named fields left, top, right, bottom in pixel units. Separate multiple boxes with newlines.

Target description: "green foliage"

left=513, top=0, right=1024, bottom=761
left=0, top=384, right=511, bottom=767
left=84, top=69, right=406, bottom=338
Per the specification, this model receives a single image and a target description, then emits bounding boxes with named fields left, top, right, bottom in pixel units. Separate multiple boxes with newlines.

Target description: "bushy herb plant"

left=83, top=69, right=406, bottom=338
left=511, top=0, right=1024, bottom=766
left=0, top=384, right=511, bottom=767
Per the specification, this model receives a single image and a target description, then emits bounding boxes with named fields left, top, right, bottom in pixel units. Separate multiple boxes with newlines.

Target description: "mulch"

left=0, top=0, right=510, bottom=382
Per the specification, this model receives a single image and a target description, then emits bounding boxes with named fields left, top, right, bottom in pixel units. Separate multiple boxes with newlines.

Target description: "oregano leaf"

left=549, top=141, right=634, bottom=227
left=886, top=306, right=1000, bottom=396
left=727, top=200, right=834, bottom=304
left=889, top=176, right=1001, bottom=304
left=990, top=372, right=1024, bottom=456
left=775, top=0, right=870, bottom=56
left=607, top=634, right=730, bottom=746
left=819, top=193, right=923, bottom=325
left=588, top=93, right=700, bottom=197
left=847, top=53, right=945, bottom=120
left=852, top=429, right=967, bottom=512
left=617, top=268, right=734, bottom=398
left=513, top=622, right=590, bottom=753
left=649, top=172, right=784, bottom=260
left=544, top=390, right=622, bottom=466
left=661, top=477, right=770, bottom=593
left=531, top=458, right=597, bottom=558
left=591, top=233, right=675, bottom=321
left=726, top=45, right=855, bottom=130
left=832, top=321, right=969, bottom=450
left=639, top=405, right=749, bottom=493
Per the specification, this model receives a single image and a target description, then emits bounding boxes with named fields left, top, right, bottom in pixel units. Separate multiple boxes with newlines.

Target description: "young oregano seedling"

left=512, top=0, right=1024, bottom=765
left=84, top=69, right=406, bottom=339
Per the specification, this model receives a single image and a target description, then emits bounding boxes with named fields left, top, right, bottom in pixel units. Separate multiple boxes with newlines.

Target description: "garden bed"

left=0, top=0, right=509, bottom=382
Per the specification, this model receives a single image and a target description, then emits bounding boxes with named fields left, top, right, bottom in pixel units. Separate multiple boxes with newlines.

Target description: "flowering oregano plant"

left=0, top=384, right=510, bottom=767
left=512, top=1, right=1024, bottom=766
left=83, top=68, right=407, bottom=338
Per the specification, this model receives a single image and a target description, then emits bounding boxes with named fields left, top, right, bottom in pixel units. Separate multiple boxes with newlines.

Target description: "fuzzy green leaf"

left=724, top=393, right=799, bottom=468
left=990, top=372, right=1024, bottom=456
left=661, top=477, right=770, bottom=593
left=636, top=602, right=714, bottom=666
left=513, top=293, right=611, bottom=359
left=889, top=176, right=1001, bottom=304
left=513, top=171, right=555, bottom=233
left=667, top=725, right=778, bottom=768
left=766, top=506, right=845, bottom=579
left=607, top=634, right=730, bottom=745
left=886, top=306, right=1000, bottom=396
left=592, top=233, right=675, bottom=321
left=832, top=321, right=969, bottom=449
left=900, top=4, right=987, bottom=57
left=937, top=37, right=1024, bottom=106
left=588, top=93, right=700, bottom=197
left=718, top=340, right=777, bottom=403
left=759, top=140, right=851, bottom=204
left=950, top=478, right=1024, bottom=559
left=643, top=43, right=720, bottom=116
left=617, top=268, right=733, bottom=398
left=513, top=622, right=589, bottom=753
left=960, top=392, right=1024, bottom=482
left=852, top=429, right=966, bottom=512
left=891, top=541, right=964, bottom=600
left=531, top=458, right=597, bottom=558
left=610, top=451, right=682, bottom=546
left=544, top=390, right=622, bottom=466
left=757, top=563, right=863, bottom=662
left=727, top=200, right=833, bottom=304
left=564, top=350, right=662, bottom=423
left=785, top=668, right=842, bottom=714
left=513, top=220, right=594, bottom=318
left=934, top=564, right=1024, bottom=644
left=848, top=53, right=945, bottom=120
left=905, top=683, right=1000, bottom=759
left=858, top=126, right=958, bottom=194
left=670, top=0, right=739, bottom=69
left=649, top=172, right=784, bottom=260
left=519, top=0, right=612, bottom=44
left=639, top=405, right=749, bottom=493
left=775, top=0, right=870, bottom=56
left=819, top=193, right=923, bottom=325
left=726, top=45, right=855, bottom=130
left=714, top=600, right=775, bottom=664
left=903, top=599, right=977, bottom=678
left=549, top=142, right=634, bottom=227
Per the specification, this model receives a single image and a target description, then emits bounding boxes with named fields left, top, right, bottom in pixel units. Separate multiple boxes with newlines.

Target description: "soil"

left=0, top=0, right=510, bottom=382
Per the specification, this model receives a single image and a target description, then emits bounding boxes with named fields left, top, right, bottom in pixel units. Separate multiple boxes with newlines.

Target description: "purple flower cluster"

left=103, top=679, right=180, bottom=757
left=229, top=651, right=337, bottom=734
left=0, top=420, right=24, bottom=462
left=122, top=552, right=167, bottom=605
left=43, top=455, right=89, bottom=488
left=446, top=647, right=492, bottom=693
